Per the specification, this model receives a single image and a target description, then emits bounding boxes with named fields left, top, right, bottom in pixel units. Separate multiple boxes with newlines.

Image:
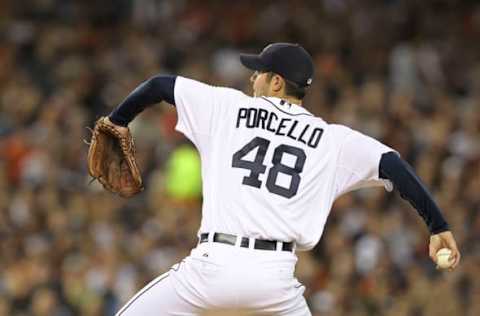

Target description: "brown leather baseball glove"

left=87, top=117, right=143, bottom=197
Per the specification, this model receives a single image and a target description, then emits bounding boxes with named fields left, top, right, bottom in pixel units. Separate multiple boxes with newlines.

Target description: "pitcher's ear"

left=271, top=74, right=284, bottom=92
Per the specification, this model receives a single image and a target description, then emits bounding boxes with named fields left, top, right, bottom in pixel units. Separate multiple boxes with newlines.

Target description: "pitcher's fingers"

left=446, top=239, right=460, bottom=268
left=451, top=250, right=461, bottom=269
left=448, top=253, right=459, bottom=271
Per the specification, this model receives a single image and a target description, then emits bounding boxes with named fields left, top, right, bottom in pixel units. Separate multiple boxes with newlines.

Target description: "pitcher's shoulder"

left=320, top=123, right=361, bottom=144
left=326, top=123, right=355, bottom=135
left=176, top=76, right=250, bottom=101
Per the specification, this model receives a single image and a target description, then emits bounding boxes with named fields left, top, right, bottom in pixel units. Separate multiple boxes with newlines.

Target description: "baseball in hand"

left=436, top=248, right=453, bottom=269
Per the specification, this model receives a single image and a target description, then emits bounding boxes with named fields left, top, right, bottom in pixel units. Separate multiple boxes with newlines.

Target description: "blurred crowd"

left=1, top=0, right=480, bottom=315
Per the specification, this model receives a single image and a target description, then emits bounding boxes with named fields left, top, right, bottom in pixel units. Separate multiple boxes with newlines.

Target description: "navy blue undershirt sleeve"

left=379, top=151, right=449, bottom=234
left=109, top=75, right=176, bottom=126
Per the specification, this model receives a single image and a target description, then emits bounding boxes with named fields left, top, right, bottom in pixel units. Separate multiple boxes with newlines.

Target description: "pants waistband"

left=199, top=232, right=294, bottom=252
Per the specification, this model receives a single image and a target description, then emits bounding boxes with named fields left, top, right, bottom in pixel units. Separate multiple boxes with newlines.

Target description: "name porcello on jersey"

left=236, top=107, right=324, bottom=148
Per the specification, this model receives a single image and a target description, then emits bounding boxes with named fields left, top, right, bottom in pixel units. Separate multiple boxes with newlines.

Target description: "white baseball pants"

left=115, top=242, right=311, bottom=315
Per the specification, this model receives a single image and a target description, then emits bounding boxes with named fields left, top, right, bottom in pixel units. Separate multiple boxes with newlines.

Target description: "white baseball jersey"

left=174, top=76, right=394, bottom=250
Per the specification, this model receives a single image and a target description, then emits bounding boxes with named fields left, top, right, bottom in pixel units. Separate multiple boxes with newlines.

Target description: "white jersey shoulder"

left=174, top=76, right=394, bottom=250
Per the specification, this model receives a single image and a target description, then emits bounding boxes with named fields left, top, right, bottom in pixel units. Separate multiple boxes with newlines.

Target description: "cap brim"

left=239, top=54, right=269, bottom=71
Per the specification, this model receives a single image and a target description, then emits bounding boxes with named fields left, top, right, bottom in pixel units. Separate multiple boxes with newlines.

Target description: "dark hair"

left=265, top=72, right=307, bottom=100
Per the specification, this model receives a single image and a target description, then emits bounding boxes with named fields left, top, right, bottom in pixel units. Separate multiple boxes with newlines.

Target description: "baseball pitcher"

left=87, top=43, right=460, bottom=315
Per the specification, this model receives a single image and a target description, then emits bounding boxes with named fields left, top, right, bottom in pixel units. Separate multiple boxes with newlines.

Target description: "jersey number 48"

left=232, top=136, right=306, bottom=198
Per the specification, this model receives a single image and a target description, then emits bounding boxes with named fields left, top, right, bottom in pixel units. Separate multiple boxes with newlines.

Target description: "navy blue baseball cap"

left=240, top=43, right=314, bottom=88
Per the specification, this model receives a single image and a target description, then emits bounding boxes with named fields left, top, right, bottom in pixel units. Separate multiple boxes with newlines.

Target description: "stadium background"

left=1, top=0, right=479, bottom=315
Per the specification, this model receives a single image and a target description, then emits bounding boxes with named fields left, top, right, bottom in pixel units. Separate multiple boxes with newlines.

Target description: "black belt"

left=199, top=232, right=294, bottom=252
